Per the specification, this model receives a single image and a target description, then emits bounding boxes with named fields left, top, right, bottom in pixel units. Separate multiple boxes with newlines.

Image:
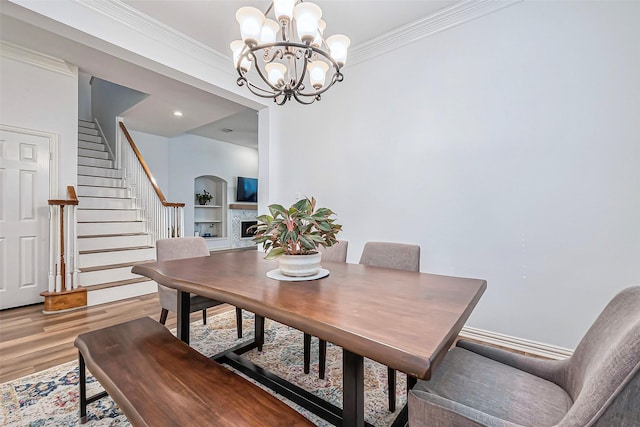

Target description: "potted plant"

left=251, top=197, right=342, bottom=277
left=196, top=189, right=213, bottom=205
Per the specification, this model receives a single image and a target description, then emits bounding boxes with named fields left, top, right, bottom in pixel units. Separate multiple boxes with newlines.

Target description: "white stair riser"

left=79, top=133, right=102, bottom=144
left=78, top=221, right=144, bottom=235
left=87, top=280, right=157, bottom=307
left=79, top=266, right=143, bottom=286
left=78, top=157, right=113, bottom=168
left=78, top=186, right=129, bottom=198
left=79, top=197, right=133, bottom=209
left=78, top=119, right=96, bottom=128
left=78, top=175, right=124, bottom=187
left=77, top=209, right=138, bottom=222
left=79, top=247, right=155, bottom=268
left=78, top=148, right=110, bottom=159
left=78, top=127, right=99, bottom=136
left=79, top=140, right=106, bottom=151
left=78, top=166, right=122, bottom=178
left=78, top=234, right=150, bottom=251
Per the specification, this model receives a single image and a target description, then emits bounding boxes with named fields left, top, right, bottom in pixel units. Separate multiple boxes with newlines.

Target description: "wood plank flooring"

left=0, top=293, right=233, bottom=384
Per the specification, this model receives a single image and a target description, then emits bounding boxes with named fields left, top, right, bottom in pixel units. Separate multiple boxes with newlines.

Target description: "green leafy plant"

left=195, top=189, right=213, bottom=205
left=251, top=197, right=342, bottom=259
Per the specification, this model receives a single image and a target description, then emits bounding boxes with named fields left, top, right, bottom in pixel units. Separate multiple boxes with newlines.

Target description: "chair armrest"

left=409, top=390, right=522, bottom=427
left=456, top=340, right=567, bottom=386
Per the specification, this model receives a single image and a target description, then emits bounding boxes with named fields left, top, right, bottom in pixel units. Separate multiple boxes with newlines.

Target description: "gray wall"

left=91, top=77, right=147, bottom=155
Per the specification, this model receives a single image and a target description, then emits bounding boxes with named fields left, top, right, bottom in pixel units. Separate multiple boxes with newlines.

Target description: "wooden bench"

left=74, top=316, right=313, bottom=426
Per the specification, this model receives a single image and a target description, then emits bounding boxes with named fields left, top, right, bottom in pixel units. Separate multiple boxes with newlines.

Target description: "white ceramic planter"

left=278, top=253, right=322, bottom=277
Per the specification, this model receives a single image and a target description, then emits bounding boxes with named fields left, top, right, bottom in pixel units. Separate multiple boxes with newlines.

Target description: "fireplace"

left=241, top=221, right=257, bottom=238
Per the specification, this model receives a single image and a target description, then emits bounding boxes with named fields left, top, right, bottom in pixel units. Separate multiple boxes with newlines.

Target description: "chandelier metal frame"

left=232, top=1, right=348, bottom=106
left=235, top=41, right=343, bottom=105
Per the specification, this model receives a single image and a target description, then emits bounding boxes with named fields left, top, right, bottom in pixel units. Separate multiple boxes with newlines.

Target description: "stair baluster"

left=42, top=186, right=86, bottom=312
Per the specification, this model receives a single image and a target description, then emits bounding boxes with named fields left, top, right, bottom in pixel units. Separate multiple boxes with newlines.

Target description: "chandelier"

left=230, top=0, right=350, bottom=105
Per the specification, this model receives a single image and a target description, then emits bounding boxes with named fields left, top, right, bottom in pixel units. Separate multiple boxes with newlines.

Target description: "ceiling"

left=1, top=0, right=457, bottom=148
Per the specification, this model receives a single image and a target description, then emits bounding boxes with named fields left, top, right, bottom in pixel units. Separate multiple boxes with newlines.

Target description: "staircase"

left=76, top=119, right=157, bottom=306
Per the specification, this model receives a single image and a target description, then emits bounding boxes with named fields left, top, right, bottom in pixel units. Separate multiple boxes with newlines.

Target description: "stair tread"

left=78, top=195, right=131, bottom=200
left=77, top=164, right=118, bottom=170
left=78, top=184, right=124, bottom=189
left=83, top=277, right=153, bottom=291
left=77, top=208, right=138, bottom=211
left=80, top=246, right=154, bottom=255
left=78, top=232, right=148, bottom=239
left=79, top=260, right=155, bottom=273
left=77, top=174, right=122, bottom=179
left=78, top=220, right=143, bottom=223
left=78, top=154, right=110, bottom=160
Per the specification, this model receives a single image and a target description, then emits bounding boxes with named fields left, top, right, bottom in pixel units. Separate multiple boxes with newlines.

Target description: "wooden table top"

left=133, top=250, right=486, bottom=380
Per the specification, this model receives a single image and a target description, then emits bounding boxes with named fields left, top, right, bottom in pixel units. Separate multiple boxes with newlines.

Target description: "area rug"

left=0, top=310, right=406, bottom=426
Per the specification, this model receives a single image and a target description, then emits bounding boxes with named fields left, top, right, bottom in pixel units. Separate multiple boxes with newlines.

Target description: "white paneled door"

left=0, top=129, right=50, bottom=309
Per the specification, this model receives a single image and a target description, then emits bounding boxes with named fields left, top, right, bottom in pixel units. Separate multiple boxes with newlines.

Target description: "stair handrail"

left=119, top=122, right=184, bottom=208
left=118, top=121, right=185, bottom=241
left=47, top=186, right=79, bottom=292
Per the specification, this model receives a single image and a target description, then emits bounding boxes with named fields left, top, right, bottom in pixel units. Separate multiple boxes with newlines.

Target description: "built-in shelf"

left=229, top=203, right=257, bottom=210
left=195, top=176, right=227, bottom=240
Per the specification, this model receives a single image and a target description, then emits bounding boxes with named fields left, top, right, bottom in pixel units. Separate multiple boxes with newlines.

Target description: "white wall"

left=78, top=71, right=92, bottom=121
left=128, top=130, right=170, bottom=194
left=0, top=46, right=78, bottom=196
left=267, top=1, right=640, bottom=349
left=134, top=131, right=258, bottom=239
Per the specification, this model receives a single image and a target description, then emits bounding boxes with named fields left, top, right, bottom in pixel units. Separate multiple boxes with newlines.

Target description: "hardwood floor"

left=0, top=293, right=233, bottom=384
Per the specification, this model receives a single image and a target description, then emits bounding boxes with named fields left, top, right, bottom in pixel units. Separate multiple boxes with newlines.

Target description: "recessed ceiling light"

left=173, top=111, right=183, bottom=117
left=221, top=128, right=234, bottom=133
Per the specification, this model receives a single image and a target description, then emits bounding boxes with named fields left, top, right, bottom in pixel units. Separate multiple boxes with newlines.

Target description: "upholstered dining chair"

left=155, top=237, right=243, bottom=338
left=409, top=286, right=640, bottom=426
left=359, top=241, right=421, bottom=412
left=303, top=240, right=349, bottom=378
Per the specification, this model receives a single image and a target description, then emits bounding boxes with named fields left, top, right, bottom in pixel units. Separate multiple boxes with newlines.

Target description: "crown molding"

left=0, top=41, right=77, bottom=77
left=65, top=0, right=522, bottom=80
left=349, top=0, right=523, bottom=67
left=71, top=0, right=233, bottom=76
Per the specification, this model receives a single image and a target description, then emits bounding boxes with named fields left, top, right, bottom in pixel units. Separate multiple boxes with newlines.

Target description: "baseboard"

left=460, top=326, right=573, bottom=360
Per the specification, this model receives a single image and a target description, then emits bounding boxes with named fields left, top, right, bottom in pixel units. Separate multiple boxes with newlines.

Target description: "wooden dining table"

left=132, top=250, right=486, bottom=427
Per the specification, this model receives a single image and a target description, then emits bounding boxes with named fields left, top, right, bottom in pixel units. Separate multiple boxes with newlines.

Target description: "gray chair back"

left=359, top=241, right=420, bottom=272
left=559, top=286, right=640, bottom=426
left=156, top=237, right=210, bottom=261
left=319, top=240, right=348, bottom=263
left=155, top=237, right=210, bottom=312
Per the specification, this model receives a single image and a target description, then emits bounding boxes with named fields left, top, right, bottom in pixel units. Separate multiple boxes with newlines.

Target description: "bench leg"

left=79, top=352, right=88, bottom=424
left=202, top=309, right=207, bottom=325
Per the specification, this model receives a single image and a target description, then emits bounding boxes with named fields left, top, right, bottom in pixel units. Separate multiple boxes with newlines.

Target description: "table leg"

left=176, top=290, right=190, bottom=344
left=255, top=314, right=265, bottom=351
left=343, top=349, right=365, bottom=427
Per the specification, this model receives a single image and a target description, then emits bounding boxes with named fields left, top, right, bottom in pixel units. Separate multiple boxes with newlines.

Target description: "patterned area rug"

left=0, top=310, right=406, bottom=426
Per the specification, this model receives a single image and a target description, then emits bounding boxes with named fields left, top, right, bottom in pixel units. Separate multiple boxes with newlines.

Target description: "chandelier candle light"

left=231, top=0, right=350, bottom=105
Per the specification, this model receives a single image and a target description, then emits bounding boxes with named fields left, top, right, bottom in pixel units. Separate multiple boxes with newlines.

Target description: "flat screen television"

left=236, top=177, right=258, bottom=203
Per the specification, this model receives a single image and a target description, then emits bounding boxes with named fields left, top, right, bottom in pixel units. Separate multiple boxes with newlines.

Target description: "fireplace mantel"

left=229, top=203, right=257, bottom=210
